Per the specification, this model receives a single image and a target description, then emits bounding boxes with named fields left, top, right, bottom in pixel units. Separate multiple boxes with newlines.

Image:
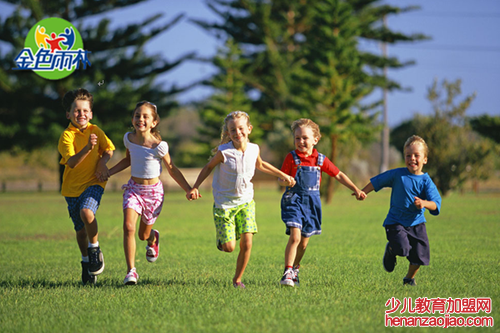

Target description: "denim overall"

left=281, top=151, right=325, bottom=237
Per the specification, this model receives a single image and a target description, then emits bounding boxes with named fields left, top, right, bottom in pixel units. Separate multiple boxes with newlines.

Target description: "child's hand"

left=87, top=133, right=98, bottom=150
left=95, top=164, right=110, bottom=182
left=352, top=190, right=367, bottom=201
left=282, top=175, right=296, bottom=187
left=414, top=196, right=425, bottom=209
left=187, top=188, right=201, bottom=201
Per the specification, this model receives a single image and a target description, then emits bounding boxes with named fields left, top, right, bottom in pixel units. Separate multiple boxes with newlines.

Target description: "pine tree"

left=196, top=38, right=255, bottom=159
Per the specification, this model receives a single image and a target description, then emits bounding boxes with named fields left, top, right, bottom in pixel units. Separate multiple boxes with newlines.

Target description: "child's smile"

left=132, top=106, right=157, bottom=133
left=67, top=100, right=92, bottom=130
left=294, top=126, right=319, bottom=156
left=405, top=144, right=427, bottom=175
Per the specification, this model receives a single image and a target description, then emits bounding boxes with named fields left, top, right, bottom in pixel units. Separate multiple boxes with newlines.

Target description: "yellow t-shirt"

left=58, top=123, right=115, bottom=197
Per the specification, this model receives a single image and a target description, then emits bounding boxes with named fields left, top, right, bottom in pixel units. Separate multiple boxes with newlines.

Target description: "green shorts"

left=213, top=200, right=257, bottom=246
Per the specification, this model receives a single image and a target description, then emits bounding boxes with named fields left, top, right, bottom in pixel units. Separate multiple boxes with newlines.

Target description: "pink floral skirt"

left=122, top=179, right=164, bottom=225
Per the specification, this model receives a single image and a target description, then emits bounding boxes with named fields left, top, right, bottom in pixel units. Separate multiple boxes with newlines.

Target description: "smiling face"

left=66, top=100, right=92, bottom=130
left=226, top=116, right=252, bottom=147
left=294, top=126, right=319, bottom=156
left=132, top=105, right=158, bottom=134
left=405, top=143, right=428, bottom=175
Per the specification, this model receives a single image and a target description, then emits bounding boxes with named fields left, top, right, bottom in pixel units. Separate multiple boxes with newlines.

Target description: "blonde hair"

left=134, top=100, right=161, bottom=140
left=211, top=111, right=251, bottom=155
left=291, top=118, right=321, bottom=140
left=62, top=88, right=93, bottom=113
left=404, top=135, right=428, bottom=157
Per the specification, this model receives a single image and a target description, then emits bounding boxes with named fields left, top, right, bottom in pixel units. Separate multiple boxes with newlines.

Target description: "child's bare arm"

left=256, top=155, right=295, bottom=187
left=414, top=197, right=438, bottom=211
left=162, top=152, right=192, bottom=194
left=335, top=171, right=365, bottom=200
left=188, top=151, right=224, bottom=200
left=109, top=150, right=131, bottom=176
left=67, top=133, right=97, bottom=168
left=361, top=182, right=375, bottom=195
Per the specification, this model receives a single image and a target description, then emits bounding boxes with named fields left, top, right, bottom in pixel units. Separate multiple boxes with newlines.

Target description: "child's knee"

left=80, top=208, right=95, bottom=224
left=222, top=241, right=236, bottom=252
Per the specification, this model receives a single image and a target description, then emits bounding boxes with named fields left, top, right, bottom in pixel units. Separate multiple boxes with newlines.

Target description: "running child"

left=109, top=101, right=192, bottom=285
left=360, top=135, right=441, bottom=286
left=58, top=88, right=115, bottom=285
left=279, top=118, right=365, bottom=287
left=188, top=111, right=296, bottom=288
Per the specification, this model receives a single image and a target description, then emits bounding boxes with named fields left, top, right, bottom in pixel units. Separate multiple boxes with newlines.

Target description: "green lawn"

left=0, top=189, right=498, bottom=332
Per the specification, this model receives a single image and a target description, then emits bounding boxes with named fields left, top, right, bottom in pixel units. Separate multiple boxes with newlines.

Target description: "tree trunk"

left=325, top=134, right=338, bottom=204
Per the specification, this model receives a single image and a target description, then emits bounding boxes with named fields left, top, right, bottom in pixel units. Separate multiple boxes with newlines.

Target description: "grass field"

left=0, top=189, right=498, bottom=332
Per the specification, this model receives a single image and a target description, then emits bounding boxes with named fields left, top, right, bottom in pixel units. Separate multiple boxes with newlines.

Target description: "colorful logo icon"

left=12, top=17, right=91, bottom=80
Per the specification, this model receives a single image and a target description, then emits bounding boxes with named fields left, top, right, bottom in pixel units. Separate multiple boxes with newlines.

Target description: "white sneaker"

left=124, top=269, right=138, bottom=285
left=280, top=269, right=295, bottom=287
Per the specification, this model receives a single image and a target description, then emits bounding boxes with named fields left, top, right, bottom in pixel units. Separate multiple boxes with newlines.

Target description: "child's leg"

left=76, top=228, right=89, bottom=256
left=293, top=236, right=310, bottom=267
left=138, top=220, right=154, bottom=245
left=233, top=233, right=253, bottom=284
left=221, top=240, right=237, bottom=253
left=284, top=227, right=302, bottom=267
left=406, top=264, right=420, bottom=279
left=80, top=208, right=98, bottom=244
left=123, top=208, right=139, bottom=271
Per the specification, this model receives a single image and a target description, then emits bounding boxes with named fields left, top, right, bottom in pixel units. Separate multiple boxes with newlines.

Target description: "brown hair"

left=134, top=101, right=161, bottom=140
left=404, top=135, right=428, bottom=157
left=291, top=118, right=321, bottom=140
left=62, top=88, right=93, bottom=113
left=211, top=111, right=251, bottom=155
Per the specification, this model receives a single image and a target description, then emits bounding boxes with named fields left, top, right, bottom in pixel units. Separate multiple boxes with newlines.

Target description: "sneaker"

left=280, top=268, right=295, bottom=287
left=81, top=261, right=96, bottom=286
left=403, top=277, right=417, bottom=286
left=87, top=246, right=104, bottom=275
left=233, top=282, right=246, bottom=289
left=383, top=242, right=397, bottom=273
left=124, top=269, right=138, bottom=285
left=293, top=266, right=300, bottom=287
left=146, top=230, right=160, bottom=263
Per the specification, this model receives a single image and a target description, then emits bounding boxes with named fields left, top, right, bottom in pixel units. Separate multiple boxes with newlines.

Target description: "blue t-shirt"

left=370, top=168, right=442, bottom=227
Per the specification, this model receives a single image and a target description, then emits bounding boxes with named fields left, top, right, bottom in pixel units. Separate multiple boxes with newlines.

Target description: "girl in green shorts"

left=188, top=111, right=295, bottom=288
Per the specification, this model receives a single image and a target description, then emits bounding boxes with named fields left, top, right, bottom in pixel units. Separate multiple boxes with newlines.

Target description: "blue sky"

left=2, top=0, right=499, bottom=127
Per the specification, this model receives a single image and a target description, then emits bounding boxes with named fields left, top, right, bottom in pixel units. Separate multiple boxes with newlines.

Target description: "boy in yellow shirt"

left=58, top=88, right=115, bottom=285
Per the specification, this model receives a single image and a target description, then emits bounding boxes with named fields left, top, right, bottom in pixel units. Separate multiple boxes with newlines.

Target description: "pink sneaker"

left=124, top=269, right=138, bottom=285
left=146, top=229, right=160, bottom=263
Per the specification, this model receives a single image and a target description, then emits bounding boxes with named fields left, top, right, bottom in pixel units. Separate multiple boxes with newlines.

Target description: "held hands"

left=352, top=190, right=367, bottom=201
left=281, top=175, right=296, bottom=187
left=187, top=188, right=201, bottom=201
left=95, top=162, right=110, bottom=182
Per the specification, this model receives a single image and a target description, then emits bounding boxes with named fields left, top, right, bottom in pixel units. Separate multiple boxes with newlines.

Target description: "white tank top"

left=212, top=141, right=259, bottom=209
left=124, top=133, right=168, bottom=179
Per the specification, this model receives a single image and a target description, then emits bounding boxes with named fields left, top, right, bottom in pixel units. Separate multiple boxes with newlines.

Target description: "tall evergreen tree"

left=196, top=38, right=255, bottom=159
left=193, top=0, right=427, bottom=202
left=0, top=0, right=193, bottom=151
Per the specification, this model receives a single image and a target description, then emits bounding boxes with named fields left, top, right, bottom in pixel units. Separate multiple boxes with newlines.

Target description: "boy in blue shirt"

left=361, top=135, right=441, bottom=286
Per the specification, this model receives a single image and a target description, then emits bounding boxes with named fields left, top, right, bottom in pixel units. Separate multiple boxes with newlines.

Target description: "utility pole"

left=380, top=14, right=389, bottom=173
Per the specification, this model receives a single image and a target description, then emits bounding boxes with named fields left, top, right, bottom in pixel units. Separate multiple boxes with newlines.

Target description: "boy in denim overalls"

left=279, top=119, right=366, bottom=287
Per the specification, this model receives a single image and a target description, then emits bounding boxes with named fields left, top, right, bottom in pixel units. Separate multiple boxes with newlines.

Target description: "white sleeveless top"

left=124, top=133, right=168, bottom=178
left=212, top=141, right=259, bottom=209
